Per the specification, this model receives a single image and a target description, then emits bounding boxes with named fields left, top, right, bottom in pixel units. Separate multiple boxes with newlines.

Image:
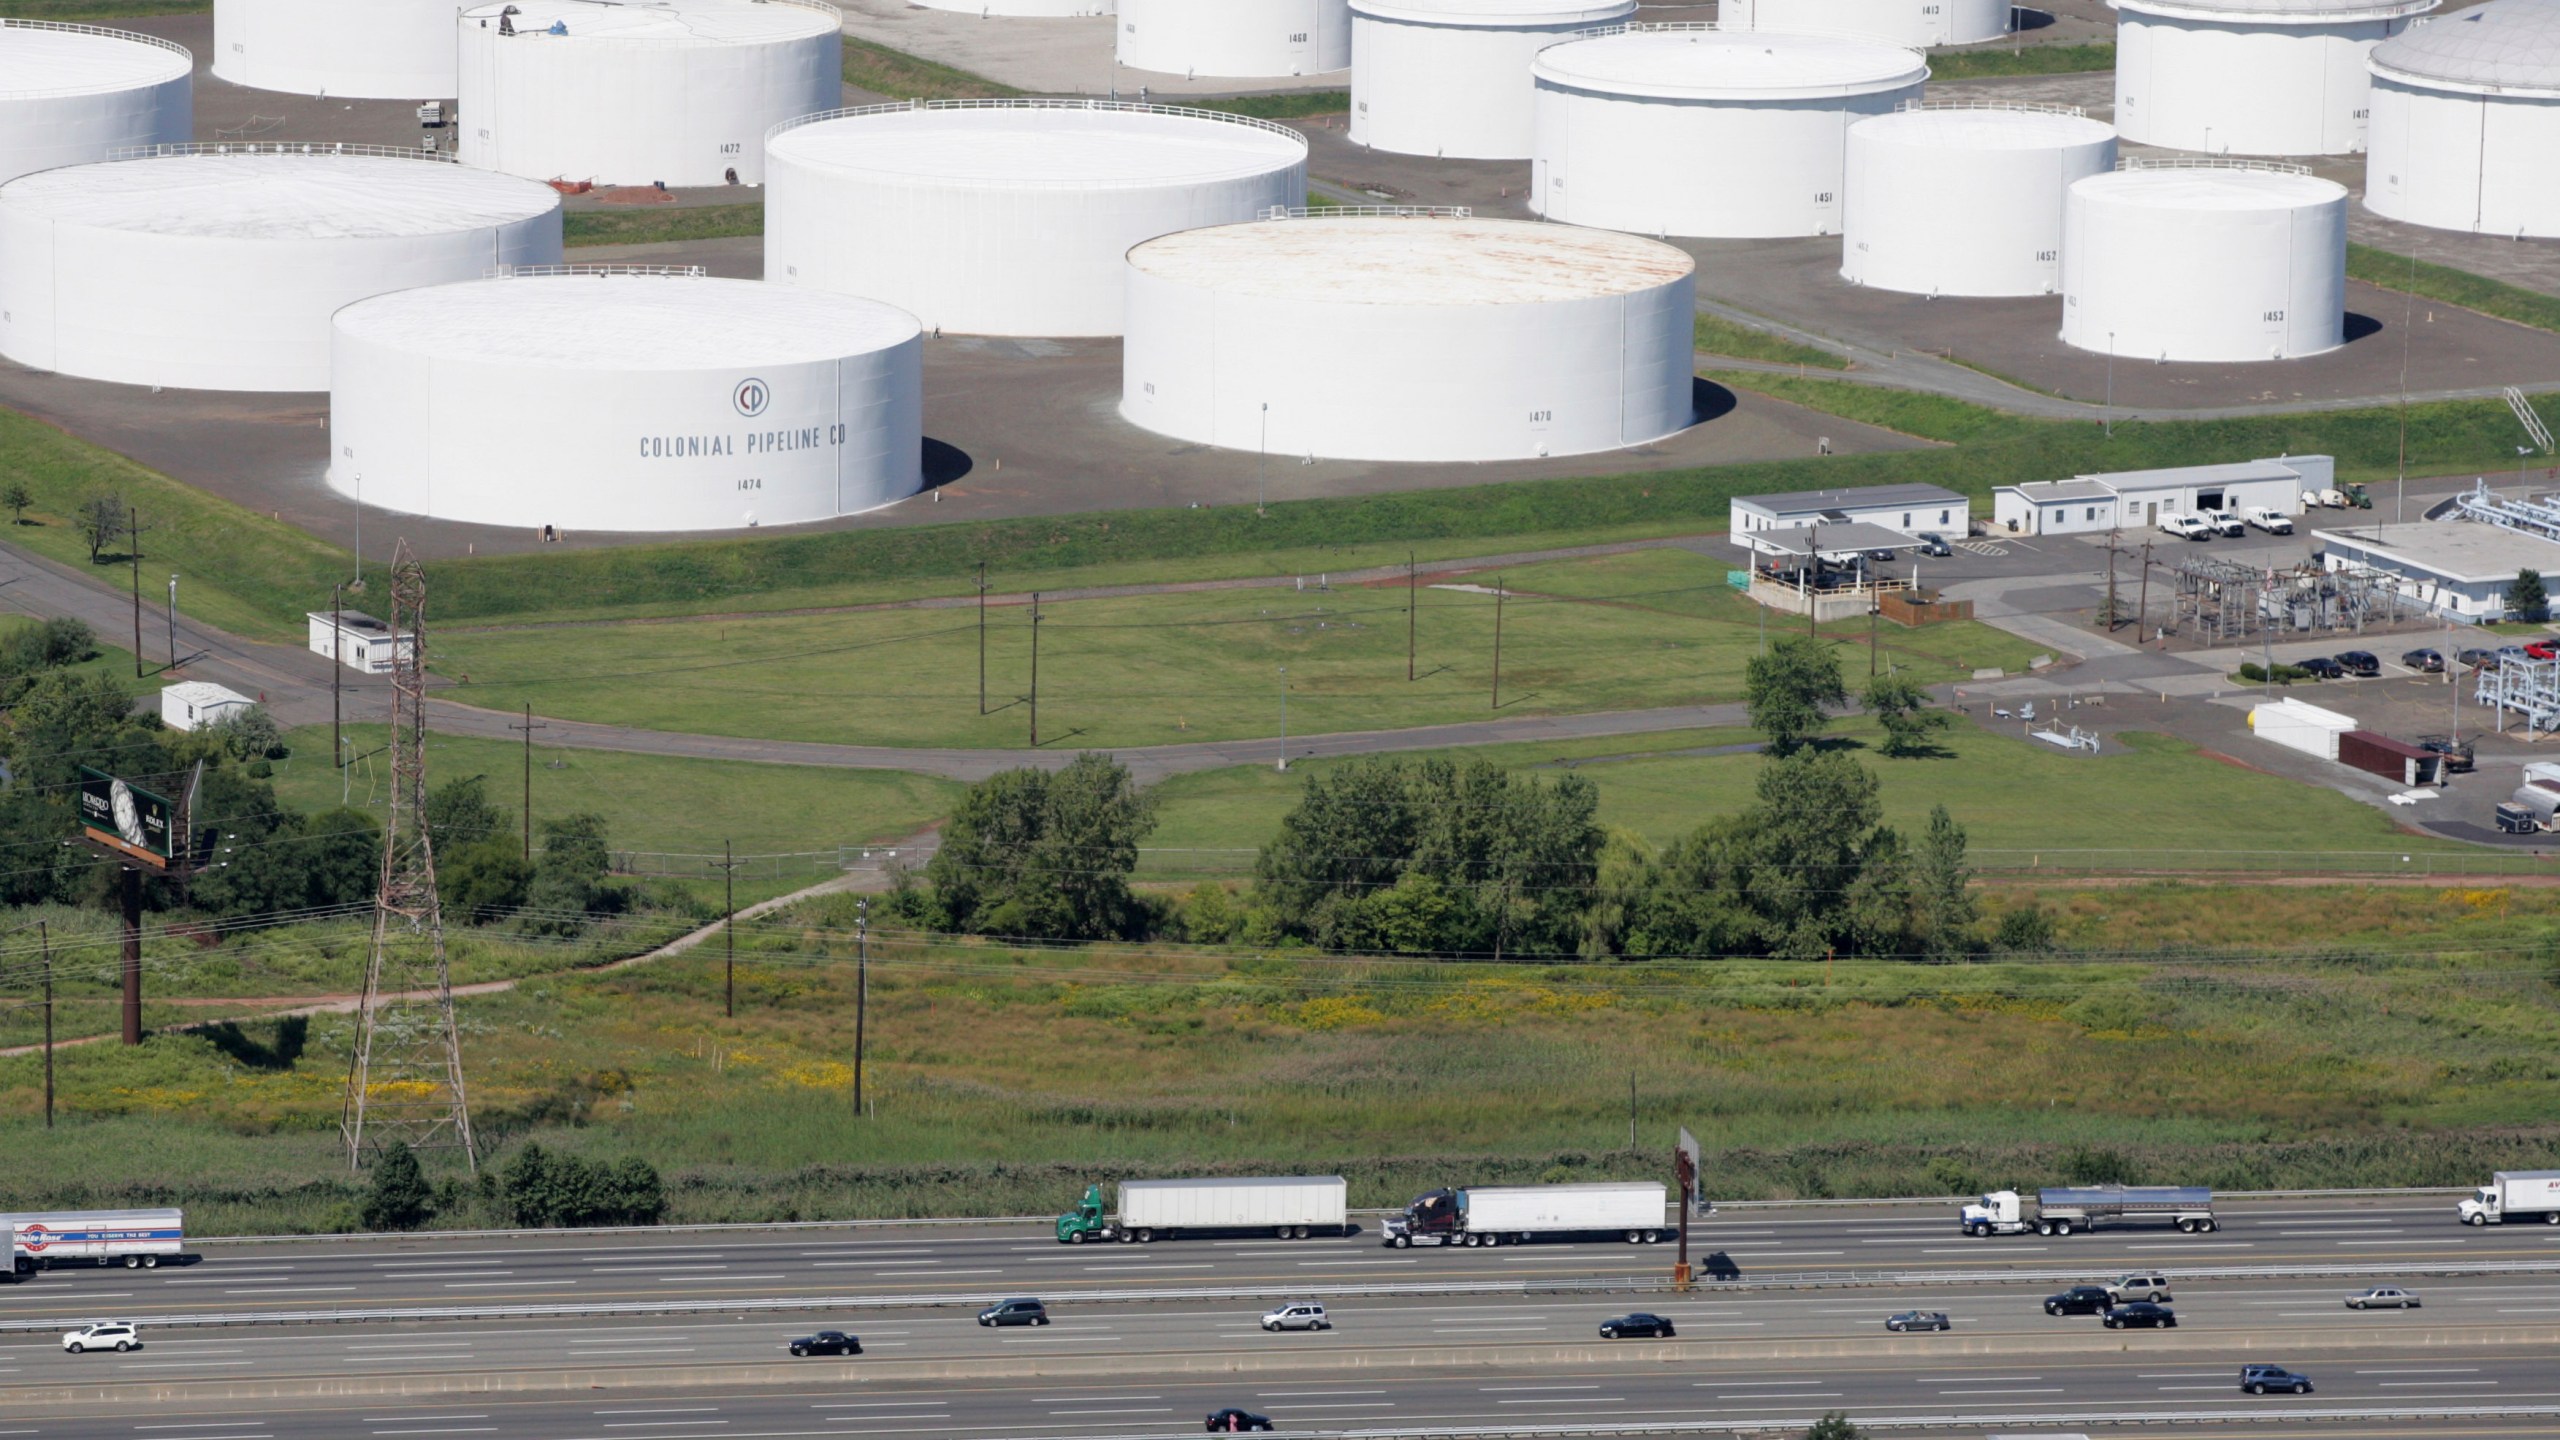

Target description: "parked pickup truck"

left=2160, top=514, right=2215, bottom=540
left=1961, top=1187, right=2218, bottom=1237
left=2245, top=507, right=2294, bottom=534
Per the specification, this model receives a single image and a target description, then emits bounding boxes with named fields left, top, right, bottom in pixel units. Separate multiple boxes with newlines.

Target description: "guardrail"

left=1070, top=1411, right=2560, bottom=1438
left=10, top=1259, right=2558, bottom=1332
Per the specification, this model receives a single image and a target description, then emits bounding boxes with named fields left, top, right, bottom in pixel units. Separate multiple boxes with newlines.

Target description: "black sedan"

left=788, top=1330, right=861, bottom=1357
left=1886, top=1310, right=1951, bottom=1332
left=2401, top=647, right=2445, bottom=673
left=2104, top=1301, right=2179, bottom=1329
left=2336, top=650, right=2380, bottom=677
left=1915, top=533, right=1954, bottom=557
left=1205, top=1410, right=1274, bottom=1433
left=2045, top=1286, right=2115, bottom=1316
left=1598, top=1312, right=1676, bottom=1339
left=2296, top=656, right=2346, bottom=679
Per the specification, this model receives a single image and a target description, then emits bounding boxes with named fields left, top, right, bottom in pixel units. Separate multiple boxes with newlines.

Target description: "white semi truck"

left=5, top=1208, right=186, bottom=1273
left=2456, top=1171, right=2560, bottom=1225
left=1960, top=1186, right=2217, bottom=1237
left=1055, top=1176, right=1347, bottom=1243
left=1382, top=1181, right=1670, bottom=1247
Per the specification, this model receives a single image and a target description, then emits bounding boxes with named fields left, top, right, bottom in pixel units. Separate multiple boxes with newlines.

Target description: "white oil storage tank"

left=1121, top=209, right=1696, bottom=462
left=2112, top=0, right=2438, bottom=157
left=1117, top=0, right=1351, bottom=77
left=1841, top=101, right=2118, bottom=297
left=215, top=0, right=460, bottom=99
left=0, top=21, right=191, bottom=186
left=2364, top=0, right=2560, bottom=238
left=329, top=268, right=925, bottom=532
left=766, top=99, right=1306, bottom=338
left=2060, top=160, right=2348, bottom=362
left=0, top=145, right=562, bottom=393
left=458, top=0, right=841, bottom=186
left=1724, top=0, right=2012, bottom=47
left=1348, top=0, right=1636, bottom=161
left=1531, top=25, right=1927, bottom=238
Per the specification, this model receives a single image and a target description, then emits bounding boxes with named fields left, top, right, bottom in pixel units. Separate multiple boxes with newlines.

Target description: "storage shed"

left=2340, top=729, right=2442, bottom=785
left=308, top=609, right=414, bottom=674
left=160, top=681, right=255, bottom=732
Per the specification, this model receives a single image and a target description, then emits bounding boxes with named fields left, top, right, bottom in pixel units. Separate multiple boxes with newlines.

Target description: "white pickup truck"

left=2245, top=507, right=2294, bottom=534
left=2160, top=514, right=2215, bottom=540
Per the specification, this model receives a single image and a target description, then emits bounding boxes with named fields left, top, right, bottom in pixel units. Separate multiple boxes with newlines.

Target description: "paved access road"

left=4, top=1200, right=2550, bottom=1325
left=17, top=1344, right=2560, bottom=1440
left=6, top=1274, right=2558, bottom=1391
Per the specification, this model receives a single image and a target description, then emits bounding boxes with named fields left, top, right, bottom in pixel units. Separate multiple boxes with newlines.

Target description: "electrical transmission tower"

left=341, top=540, right=476, bottom=1171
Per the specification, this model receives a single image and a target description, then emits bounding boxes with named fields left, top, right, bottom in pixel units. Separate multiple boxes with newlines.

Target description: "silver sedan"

left=2346, top=1286, right=2421, bottom=1310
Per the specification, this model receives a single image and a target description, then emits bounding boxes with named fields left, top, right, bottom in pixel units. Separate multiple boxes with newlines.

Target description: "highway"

left=7, top=1199, right=2554, bottom=1325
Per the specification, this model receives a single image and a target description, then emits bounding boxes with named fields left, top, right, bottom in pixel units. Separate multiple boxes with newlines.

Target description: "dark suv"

left=2044, top=1286, right=2115, bottom=1316
left=2335, top=650, right=2380, bottom=677
left=2401, top=647, right=2445, bottom=673
left=2241, top=1364, right=2313, bottom=1395
left=2104, top=1301, right=2178, bottom=1329
left=978, top=1298, right=1049, bottom=1327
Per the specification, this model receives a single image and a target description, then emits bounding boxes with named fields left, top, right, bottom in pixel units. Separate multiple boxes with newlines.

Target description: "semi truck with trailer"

left=2456, top=1171, right=2560, bottom=1225
left=5, top=1208, right=186, bottom=1273
left=1960, top=1187, right=2217, bottom=1237
left=1382, top=1182, right=1670, bottom=1247
left=1055, top=1177, right=1347, bottom=1243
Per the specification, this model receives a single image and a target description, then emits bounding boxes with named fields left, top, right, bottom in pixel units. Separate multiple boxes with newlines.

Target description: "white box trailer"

left=1088, top=1177, right=1347, bottom=1242
left=1384, top=1181, right=1670, bottom=1246
left=5, top=1208, right=185, bottom=1272
left=2249, top=698, right=2357, bottom=761
left=2457, top=1170, right=2560, bottom=1225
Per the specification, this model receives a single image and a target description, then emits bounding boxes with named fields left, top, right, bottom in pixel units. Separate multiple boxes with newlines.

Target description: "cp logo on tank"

left=733, top=378, right=771, bottom=418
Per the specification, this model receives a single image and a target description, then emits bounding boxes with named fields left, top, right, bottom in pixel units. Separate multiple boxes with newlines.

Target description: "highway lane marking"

left=807, top=1402, right=950, bottom=1409
left=368, top=1261, right=510, bottom=1269
left=877, top=1269, right=994, bottom=1276
left=1479, top=1385, right=1602, bottom=1392
left=1921, top=1245, right=2044, bottom=1253
left=131, top=1425, right=274, bottom=1431
left=1714, top=1393, right=1839, bottom=1400
left=378, top=1271, right=516, bottom=1279
left=1431, top=1325, right=1549, bottom=1333
left=1697, top=1382, right=1831, bottom=1387
left=1914, top=1374, right=2043, bottom=1381
left=1267, top=1403, right=1389, bottom=1411
left=1078, top=1265, right=1215, bottom=1271
left=1496, top=1398, right=1625, bottom=1405
left=1297, top=1260, right=1413, bottom=1267
left=1254, top=1391, right=1387, bottom=1398
left=2379, top=1381, right=2500, bottom=1388
left=364, top=1418, right=491, bottom=1424
left=116, top=1361, right=260, bottom=1369
left=568, top=1347, right=702, bottom=1355
left=445, top=1281, right=579, bottom=1289
left=571, top=1335, right=696, bottom=1343
left=215, top=1285, right=361, bottom=1295
left=997, top=1335, right=1120, bottom=1343
left=163, top=1278, right=331, bottom=1286
left=2141, top=1373, right=2231, bottom=1377
left=1044, top=1409, right=1171, bottom=1416
left=1935, top=1387, right=2064, bottom=1395
left=588, top=1265, right=734, bottom=1274
left=369, top=1429, right=497, bottom=1435
left=2117, top=1241, right=2254, bottom=1249
left=2157, top=1384, right=2241, bottom=1390
left=2342, top=1240, right=2468, bottom=1247
left=1028, top=1396, right=1160, bottom=1402
left=2358, top=1367, right=2483, bottom=1374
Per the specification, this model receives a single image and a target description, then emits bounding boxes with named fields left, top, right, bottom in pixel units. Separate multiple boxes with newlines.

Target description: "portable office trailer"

left=2249, top=697, right=2357, bottom=759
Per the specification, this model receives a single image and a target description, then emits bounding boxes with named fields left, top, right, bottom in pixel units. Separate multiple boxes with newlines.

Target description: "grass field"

left=8, top=901, right=2559, bottom=1228
left=1192, top=92, right=1349, bottom=120
left=1695, top=314, right=1850, bottom=370
left=565, top=203, right=763, bottom=249
left=843, top=38, right=1021, bottom=100
left=2347, top=243, right=2560, bottom=337
left=428, top=550, right=2042, bottom=748
left=271, top=725, right=959, bottom=861
left=1925, top=42, right=2115, bottom=78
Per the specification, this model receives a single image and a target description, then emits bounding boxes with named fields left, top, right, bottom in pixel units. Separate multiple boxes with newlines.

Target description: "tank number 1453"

left=2263, top=309, right=2286, bottom=322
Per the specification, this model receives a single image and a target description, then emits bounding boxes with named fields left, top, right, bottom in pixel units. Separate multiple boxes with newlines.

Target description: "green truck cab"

left=1056, top=1182, right=1110, bottom=1243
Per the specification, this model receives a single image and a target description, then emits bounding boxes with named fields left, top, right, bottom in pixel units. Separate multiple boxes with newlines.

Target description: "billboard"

left=78, top=766, right=175, bottom=866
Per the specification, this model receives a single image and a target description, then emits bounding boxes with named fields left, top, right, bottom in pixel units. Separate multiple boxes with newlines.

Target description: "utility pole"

left=1490, top=577, right=1505, bottom=710
left=510, top=703, right=547, bottom=861
left=976, top=561, right=988, bottom=715
left=722, top=839, right=736, bottom=1019
left=1406, top=550, right=1416, bottom=682
left=41, top=920, right=54, bottom=1130
left=2104, top=532, right=2122, bottom=631
left=854, top=896, right=869, bottom=1117
left=1869, top=597, right=1880, bottom=676
left=129, top=506, right=143, bottom=677
left=1627, top=1074, right=1637, bottom=1152
left=1807, top=522, right=1821, bottom=638
left=166, top=574, right=179, bottom=671
left=1028, top=592, right=1042, bottom=748
left=331, top=583, right=344, bottom=773
left=2137, top=539, right=2155, bottom=644
left=1276, top=666, right=1289, bottom=771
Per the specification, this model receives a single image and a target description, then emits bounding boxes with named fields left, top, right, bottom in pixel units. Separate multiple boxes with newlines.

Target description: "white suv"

left=62, top=1321, right=140, bottom=1354
left=1260, top=1302, right=1331, bottom=1332
left=2160, top=514, right=2214, bottom=540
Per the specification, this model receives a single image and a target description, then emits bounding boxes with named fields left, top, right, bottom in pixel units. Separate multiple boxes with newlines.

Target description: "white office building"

left=1994, top=455, right=2335, bottom=536
left=1728, top=483, right=1970, bottom=544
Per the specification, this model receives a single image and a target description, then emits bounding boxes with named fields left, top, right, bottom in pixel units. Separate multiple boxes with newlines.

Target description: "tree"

left=427, top=775, right=508, bottom=850
left=1912, top=804, right=1979, bottom=962
left=524, top=812, right=615, bottom=935
left=1994, top=902, right=2057, bottom=953
left=917, top=754, right=1158, bottom=940
left=1863, top=672, right=1952, bottom=758
left=443, top=834, right=534, bottom=923
left=1, top=482, right=29, bottom=526
left=1744, top=636, right=1847, bottom=755
left=2510, top=568, right=2550, bottom=624
left=75, top=494, right=126, bottom=564
left=205, top=705, right=286, bottom=762
left=1628, top=750, right=1911, bottom=961
left=360, top=1143, right=436, bottom=1231
left=1803, top=1416, right=1868, bottom=1440
left=502, top=1144, right=666, bottom=1227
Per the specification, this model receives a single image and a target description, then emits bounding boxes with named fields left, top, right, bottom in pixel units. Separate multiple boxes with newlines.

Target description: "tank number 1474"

left=738, top=477, right=762, bottom=491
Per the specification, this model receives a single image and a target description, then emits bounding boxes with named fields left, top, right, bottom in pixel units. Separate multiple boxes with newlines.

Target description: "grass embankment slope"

left=9, top=881, right=2559, bottom=1228
left=1924, top=42, right=2115, bottom=79
left=1695, top=313, right=1849, bottom=370
left=842, top=37, right=1021, bottom=100
left=565, top=203, right=763, bottom=248
left=430, top=548, right=2042, bottom=748
left=2347, top=244, right=2560, bottom=335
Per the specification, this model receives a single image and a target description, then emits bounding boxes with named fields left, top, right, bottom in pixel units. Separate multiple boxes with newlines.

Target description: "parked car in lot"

left=2401, top=647, right=2445, bottom=673
left=2335, top=650, right=2380, bottom=677
left=1915, top=533, right=1953, bottom=557
left=2498, top=645, right=2533, bottom=667
left=1262, top=1303, right=1330, bottom=1332
left=1865, top=547, right=1897, bottom=563
left=1885, top=1310, right=1951, bottom=1332
left=2107, top=1273, right=2174, bottom=1303
left=2528, top=639, right=2560, bottom=660
left=2460, top=647, right=2498, bottom=670
left=788, top=1330, right=861, bottom=1357
left=2104, top=1301, right=2179, bottom=1329
left=60, top=1322, right=140, bottom=1354
left=2241, top=1364, right=2314, bottom=1395
left=2346, top=1286, right=2421, bottom=1309
left=2160, top=514, right=2215, bottom=540
left=1598, top=1312, right=1676, bottom=1339
left=2044, top=1286, right=2116, bottom=1316
left=978, top=1298, right=1050, bottom=1327
left=2208, top=509, right=2247, bottom=537
left=1205, top=1410, right=1273, bottom=1433
left=2245, top=507, right=2295, bottom=534
left=2296, top=656, right=2346, bottom=679
left=2418, top=734, right=2474, bottom=772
